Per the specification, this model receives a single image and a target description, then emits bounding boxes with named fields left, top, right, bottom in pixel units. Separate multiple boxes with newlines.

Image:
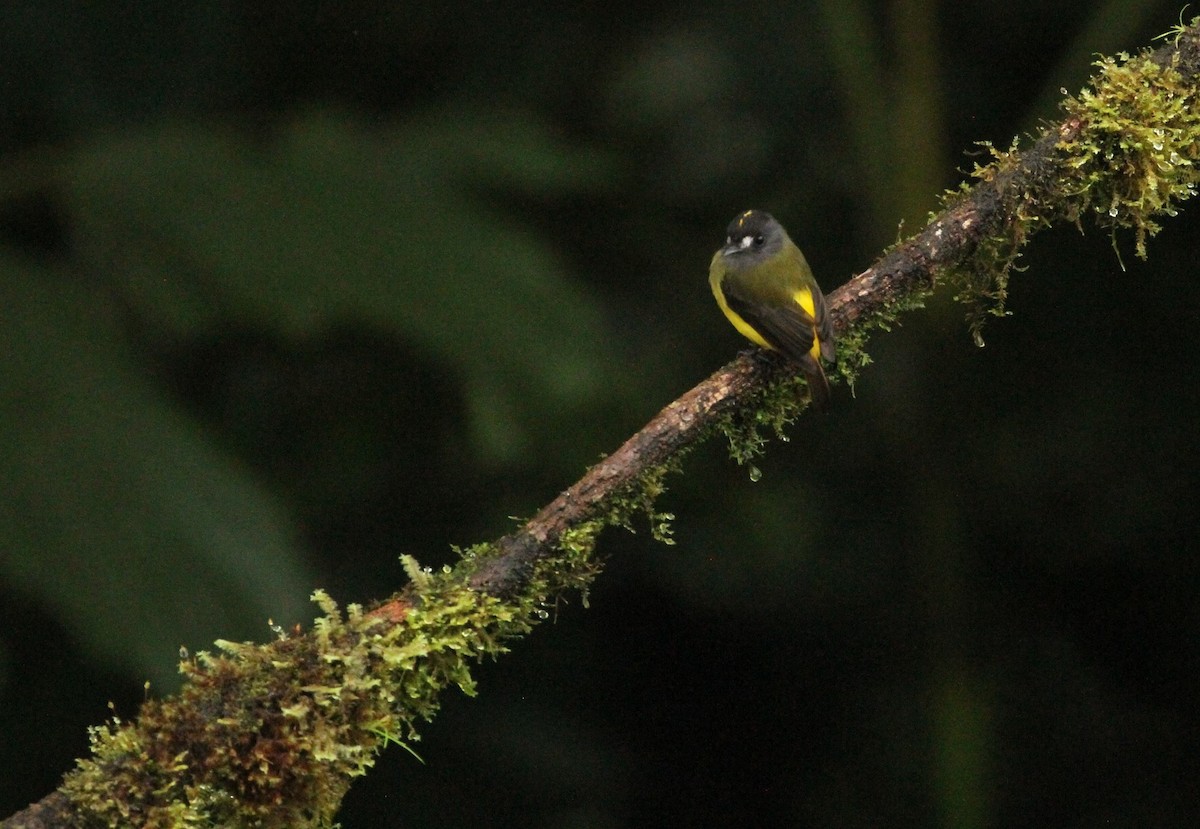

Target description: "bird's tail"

left=801, top=358, right=831, bottom=412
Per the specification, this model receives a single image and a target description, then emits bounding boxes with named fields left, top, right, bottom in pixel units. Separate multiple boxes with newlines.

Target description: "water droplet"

left=748, top=465, right=763, bottom=482
left=533, top=608, right=550, bottom=620
left=1109, top=206, right=1120, bottom=217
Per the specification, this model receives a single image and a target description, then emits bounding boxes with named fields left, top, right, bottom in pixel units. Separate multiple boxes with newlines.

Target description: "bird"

left=709, top=209, right=836, bottom=410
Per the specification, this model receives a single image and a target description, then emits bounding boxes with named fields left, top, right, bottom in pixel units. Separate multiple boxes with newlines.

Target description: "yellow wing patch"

left=792, top=287, right=815, bottom=317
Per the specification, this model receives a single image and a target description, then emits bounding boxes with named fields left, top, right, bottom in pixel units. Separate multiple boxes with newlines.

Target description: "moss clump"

left=715, top=361, right=805, bottom=474
left=1058, top=50, right=1200, bottom=258
left=948, top=41, right=1200, bottom=343
left=612, top=459, right=683, bottom=546
left=60, top=581, right=540, bottom=828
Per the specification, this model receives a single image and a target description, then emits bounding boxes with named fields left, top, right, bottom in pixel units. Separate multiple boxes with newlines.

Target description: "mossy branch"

left=467, top=18, right=1200, bottom=595
left=5, top=19, right=1200, bottom=829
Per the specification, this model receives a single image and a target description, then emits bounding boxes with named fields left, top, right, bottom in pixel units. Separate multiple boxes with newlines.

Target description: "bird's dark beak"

left=721, top=236, right=752, bottom=257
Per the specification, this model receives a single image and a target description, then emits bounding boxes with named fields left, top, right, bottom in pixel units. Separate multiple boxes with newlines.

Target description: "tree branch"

left=467, top=19, right=1200, bottom=596
left=5, top=18, right=1200, bottom=829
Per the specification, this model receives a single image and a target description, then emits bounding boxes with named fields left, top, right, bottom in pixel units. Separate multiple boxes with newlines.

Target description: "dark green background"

left=2, top=2, right=1197, bottom=826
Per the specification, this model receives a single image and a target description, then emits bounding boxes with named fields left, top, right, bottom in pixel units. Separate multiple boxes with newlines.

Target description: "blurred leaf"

left=62, top=110, right=617, bottom=462
left=0, top=253, right=314, bottom=686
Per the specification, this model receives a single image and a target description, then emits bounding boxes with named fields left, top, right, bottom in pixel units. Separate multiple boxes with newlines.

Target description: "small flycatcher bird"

left=709, top=209, right=836, bottom=410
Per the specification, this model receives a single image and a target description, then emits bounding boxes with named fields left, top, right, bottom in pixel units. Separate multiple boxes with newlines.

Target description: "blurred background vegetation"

left=2, top=1, right=1198, bottom=826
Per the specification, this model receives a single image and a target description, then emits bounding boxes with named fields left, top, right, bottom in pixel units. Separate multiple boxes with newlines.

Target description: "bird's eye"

left=753, top=234, right=765, bottom=246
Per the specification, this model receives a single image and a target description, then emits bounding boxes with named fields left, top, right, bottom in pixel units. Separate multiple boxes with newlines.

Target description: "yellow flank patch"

left=714, top=284, right=773, bottom=350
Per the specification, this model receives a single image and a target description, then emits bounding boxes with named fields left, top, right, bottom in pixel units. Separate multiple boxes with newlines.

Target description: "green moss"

left=60, top=580, right=541, bottom=827
left=1058, top=50, right=1200, bottom=258
left=718, top=368, right=838, bottom=472
left=715, top=370, right=801, bottom=473
left=946, top=43, right=1200, bottom=343
left=941, top=141, right=1025, bottom=345
left=577, top=458, right=683, bottom=549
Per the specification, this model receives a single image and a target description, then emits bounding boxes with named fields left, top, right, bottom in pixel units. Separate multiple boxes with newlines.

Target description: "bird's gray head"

left=719, top=209, right=786, bottom=268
